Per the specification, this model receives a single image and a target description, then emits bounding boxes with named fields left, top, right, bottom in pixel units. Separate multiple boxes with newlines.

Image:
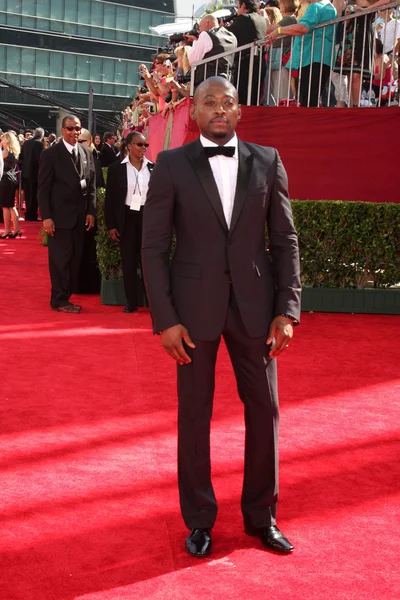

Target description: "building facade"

left=0, top=0, right=175, bottom=131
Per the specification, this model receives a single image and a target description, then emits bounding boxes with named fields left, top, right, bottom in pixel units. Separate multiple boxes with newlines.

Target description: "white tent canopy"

left=149, top=20, right=194, bottom=37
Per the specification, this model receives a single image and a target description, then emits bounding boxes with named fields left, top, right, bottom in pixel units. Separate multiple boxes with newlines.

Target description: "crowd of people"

left=120, top=0, right=399, bottom=127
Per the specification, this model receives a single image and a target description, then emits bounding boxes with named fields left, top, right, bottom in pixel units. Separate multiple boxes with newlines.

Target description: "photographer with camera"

left=186, top=15, right=237, bottom=87
left=228, top=0, right=268, bottom=105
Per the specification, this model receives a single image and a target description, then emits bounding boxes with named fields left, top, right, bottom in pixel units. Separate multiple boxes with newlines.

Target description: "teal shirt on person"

left=287, top=0, right=337, bottom=70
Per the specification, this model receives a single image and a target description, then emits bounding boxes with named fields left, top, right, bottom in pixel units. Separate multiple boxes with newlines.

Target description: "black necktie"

left=204, top=146, right=235, bottom=158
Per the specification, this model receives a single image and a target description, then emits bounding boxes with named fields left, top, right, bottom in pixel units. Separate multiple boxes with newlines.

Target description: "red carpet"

left=1, top=223, right=399, bottom=600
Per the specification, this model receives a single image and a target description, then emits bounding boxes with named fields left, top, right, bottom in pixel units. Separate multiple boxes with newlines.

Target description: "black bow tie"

left=204, top=146, right=235, bottom=158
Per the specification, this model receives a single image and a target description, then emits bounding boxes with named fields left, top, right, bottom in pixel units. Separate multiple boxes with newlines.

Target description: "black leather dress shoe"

left=123, top=306, right=137, bottom=313
left=52, top=305, right=80, bottom=314
left=185, top=528, right=212, bottom=557
left=245, top=525, right=294, bottom=554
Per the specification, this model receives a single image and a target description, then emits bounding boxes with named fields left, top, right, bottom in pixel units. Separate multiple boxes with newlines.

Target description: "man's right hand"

left=161, top=324, right=196, bottom=365
left=43, top=218, right=55, bottom=236
left=108, top=228, right=120, bottom=242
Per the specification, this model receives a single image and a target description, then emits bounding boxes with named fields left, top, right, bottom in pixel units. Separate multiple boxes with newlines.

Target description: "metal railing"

left=189, top=1, right=400, bottom=108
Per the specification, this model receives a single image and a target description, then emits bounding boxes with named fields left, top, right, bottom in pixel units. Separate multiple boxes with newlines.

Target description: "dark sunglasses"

left=133, top=142, right=149, bottom=148
left=64, top=126, right=82, bottom=132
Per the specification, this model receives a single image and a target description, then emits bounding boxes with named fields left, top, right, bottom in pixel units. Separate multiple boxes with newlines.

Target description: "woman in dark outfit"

left=0, top=132, right=21, bottom=238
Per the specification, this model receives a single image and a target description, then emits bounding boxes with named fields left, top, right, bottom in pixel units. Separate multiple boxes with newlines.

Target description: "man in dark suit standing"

left=100, top=132, right=119, bottom=168
left=142, top=77, right=301, bottom=557
left=105, top=132, right=153, bottom=313
left=228, top=0, right=267, bottom=105
left=38, top=115, right=96, bottom=314
left=19, top=127, right=44, bottom=221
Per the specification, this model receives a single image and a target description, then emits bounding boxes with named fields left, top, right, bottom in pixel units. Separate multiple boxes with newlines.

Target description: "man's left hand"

left=267, top=316, right=294, bottom=358
left=86, top=215, right=95, bottom=231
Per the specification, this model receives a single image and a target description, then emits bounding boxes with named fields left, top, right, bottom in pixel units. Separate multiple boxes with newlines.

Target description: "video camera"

left=169, top=22, right=200, bottom=45
left=220, top=6, right=238, bottom=26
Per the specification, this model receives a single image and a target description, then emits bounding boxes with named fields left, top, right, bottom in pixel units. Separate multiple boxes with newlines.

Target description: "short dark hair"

left=239, top=0, right=258, bottom=12
left=265, top=0, right=280, bottom=8
left=126, top=132, right=145, bottom=145
left=61, top=115, right=79, bottom=128
left=103, top=131, right=115, bottom=142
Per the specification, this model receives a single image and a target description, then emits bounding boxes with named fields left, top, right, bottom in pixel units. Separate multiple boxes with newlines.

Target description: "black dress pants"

left=48, top=223, right=84, bottom=307
left=299, top=63, right=331, bottom=107
left=120, top=205, right=144, bottom=310
left=177, top=288, right=279, bottom=530
left=24, top=178, right=39, bottom=221
left=236, top=55, right=266, bottom=106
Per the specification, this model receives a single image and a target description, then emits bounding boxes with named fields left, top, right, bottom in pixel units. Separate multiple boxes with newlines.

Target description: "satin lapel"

left=186, top=139, right=228, bottom=233
left=229, top=140, right=254, bottom=235
left=122, top=163, right=128, bottom=203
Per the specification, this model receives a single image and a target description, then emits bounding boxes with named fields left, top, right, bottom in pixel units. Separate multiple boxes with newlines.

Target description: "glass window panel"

left=36, top=0, right=50, bottom=17
left=102, top=83, right=114, bottom=96
left=114, top=59, right=127, bottom=84
left=116, top=28, right=128, bottom=44
left=6, top=14, right=22, bottom=26
left=89, top=56, right=102, bottom=82
left=103, top=3, right=116, bottom=29
left=127, top=8, right=140, bottom=31
left=61, top=77, right=77, bottom=92
left=78, top=0, right=90, bottom=25
left=90, top=26, right=104, bottom=40
left=0, top=46, right=6, bottom=65
left=91, top=82, right=102, bottom=94
left=63, top=53, right=77, bottom=79
left=6, top=46, right=21, bottom=72
left=21, top=48, right=35, bottom=75
left=35, top=76, right=49, bottom=89
left=21, top=74, right=35, bottom=87
left=21, top=0, right=34, bottom=15
left=76, top=81, right=87, bottom=93
left=49, top=51, right=63, bottom=77
left=35, top=49, right=50, bottom=76
left=102, top=59, right=114, bottom=83
left=50, top=0, right=63, bottom=20
left=76, top=54, right=90, bottom=81
left=0, top=0, right=7, bottom=10
left=50, top=18, right=63, bottom=32
left=64, top=23, right=78, bottom=35
left=140, top=10, right=151, bottom=33
left=91, top=0, right=103, bottom=26
left=0, top=13, right=5, bottom=25
left=21, top=15, right=35, bottom=28
left=64, top=0, right=78, bottom=22
left=116, top=5, right=128, bottom=30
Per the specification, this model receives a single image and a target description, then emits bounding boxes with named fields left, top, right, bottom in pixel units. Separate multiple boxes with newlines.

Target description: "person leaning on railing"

left=269, top=0, right=338, bottom=106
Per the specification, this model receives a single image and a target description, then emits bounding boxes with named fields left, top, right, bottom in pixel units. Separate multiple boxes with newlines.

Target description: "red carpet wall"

left=147, top=100, right=399, bottom=203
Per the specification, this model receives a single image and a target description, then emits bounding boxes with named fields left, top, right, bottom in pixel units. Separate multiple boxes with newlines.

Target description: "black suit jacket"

left=104, top=159, right=154, bottom=236
left=100, top=143, right=118, bottom=168
left=19, top=138, right=43, bottom=182
left=142, top=138, right=301, bottom=341
left=38, top=141, right=96, bottom=229
left=228, top=12, right=267, bottom=47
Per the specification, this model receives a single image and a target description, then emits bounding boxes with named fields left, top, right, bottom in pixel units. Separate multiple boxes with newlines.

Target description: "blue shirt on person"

left=287, top=0, right=337, bottom=70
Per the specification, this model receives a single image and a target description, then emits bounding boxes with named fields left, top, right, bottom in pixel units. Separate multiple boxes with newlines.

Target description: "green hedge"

left=292, top=201, right=400, bottom=289
left=96, top=193, right=400, bottom=289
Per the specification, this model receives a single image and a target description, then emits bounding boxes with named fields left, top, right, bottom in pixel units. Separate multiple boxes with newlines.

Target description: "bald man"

left=187, top=15, right=237, bottom=86
left=142, top=77, right=301, bottom=557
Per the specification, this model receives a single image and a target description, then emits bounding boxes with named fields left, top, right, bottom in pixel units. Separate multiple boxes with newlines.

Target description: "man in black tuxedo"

left=105, top=132, right=153, bottom=313
left=100, top=132, right=119, bottom=167
left=19, top=127, right=44, bottom=221
left=228, top=0, right=267, bottom=105
left=38, top=115, right=96, bottom=314
left=142, top=77, right=301, bottom=557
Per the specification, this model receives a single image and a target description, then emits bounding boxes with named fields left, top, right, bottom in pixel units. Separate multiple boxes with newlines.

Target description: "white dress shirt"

left=122, top=155, right=151, bottom=209
left=63, top=139, right=78, bottom=158
left=200, top=134, right=238, bottom=229
left=378, top=18, right=400, bottom=54
left=188, top=30, right=214, bottom=65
